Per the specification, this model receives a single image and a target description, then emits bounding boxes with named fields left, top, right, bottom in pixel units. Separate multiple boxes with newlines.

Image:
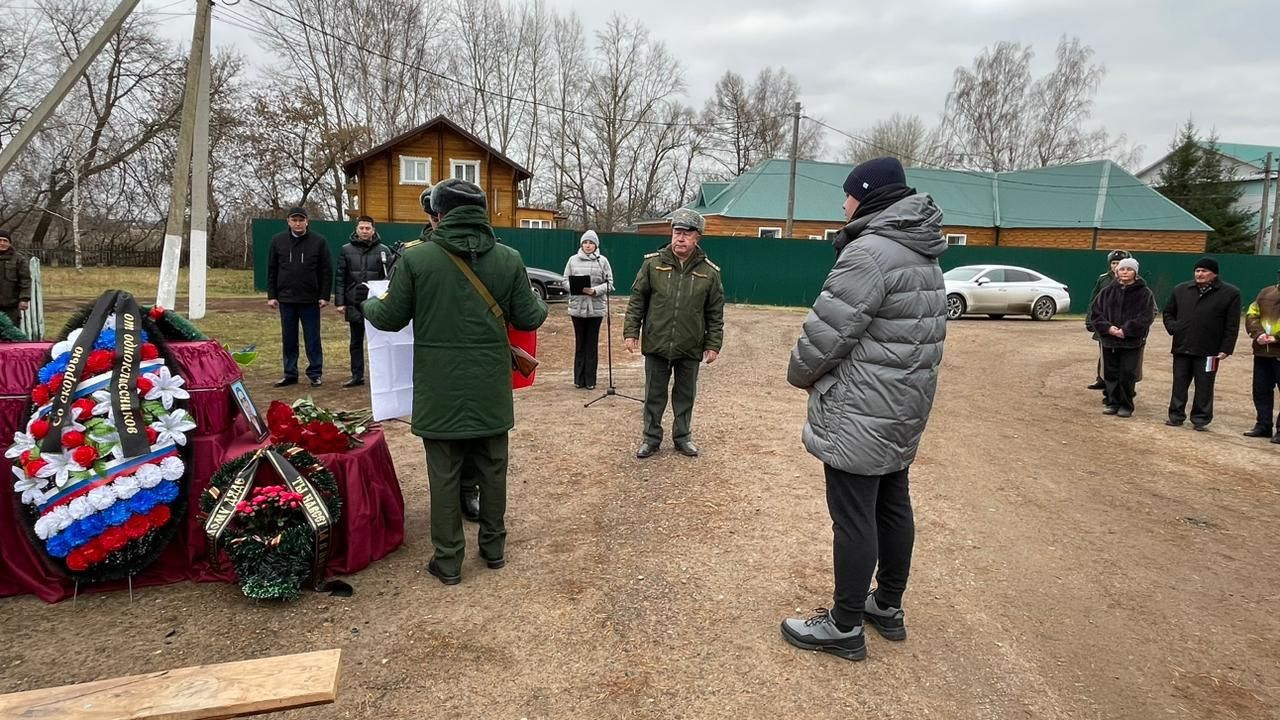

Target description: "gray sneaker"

left=780, top=608, right=866, bottom=661
left=864, top=592, right=906, bottom=641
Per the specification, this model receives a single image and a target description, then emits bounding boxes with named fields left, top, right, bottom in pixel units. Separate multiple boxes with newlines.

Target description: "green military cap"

left=670, top=208, right=704, bottom=233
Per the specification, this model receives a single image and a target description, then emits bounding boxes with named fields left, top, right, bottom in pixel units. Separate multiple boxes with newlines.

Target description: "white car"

left=943, top=265, right=1070, bottom=321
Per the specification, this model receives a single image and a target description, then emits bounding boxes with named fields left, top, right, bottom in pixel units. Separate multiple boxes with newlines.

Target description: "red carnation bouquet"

left=266, top=399, right=372, bottom=454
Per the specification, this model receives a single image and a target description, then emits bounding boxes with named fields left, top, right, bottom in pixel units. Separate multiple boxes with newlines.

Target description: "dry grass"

left=40, top=267, right=256, bottom=299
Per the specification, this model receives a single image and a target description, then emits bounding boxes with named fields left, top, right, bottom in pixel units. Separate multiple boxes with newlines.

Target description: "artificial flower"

left=86, top=349, right=114, bottom=375
left=13, top=472, right=47, bottom=506
left=142, top=366, right=188, bottom=410
left=79, top=541, right=106, bottom=565
left=154, top=480, right=179, bottom=503
left=72, top=398, right=97, bottom=419
left=103, top=503, right=131, bottom=525
left=89, top=425, right=123, bottom=460
left=146, top=427, right=158, bottom=445
left=100, top=527, right=128, bottom=553
left=61, top=431, right=86, bottom=449
left=90, top=391, right=114, bottom=420
left=34, top=451, right=86, bottom=489
left=137, top=376, right=154, bottom=395
left=23, top=458, right=47, bottom=479
left=65, top=550, right=89, bottom=572
left=34, top=512, right=58, bottom=540
left=29, top=419, right=49, bottom=440
left=50, top=328, right=81, bottom=359
left=45, top=373, right=64, bottom=393
left=37, top=353, right=70, bottom=384
left=141, top=343, right=159, bottom=360
left=150, top=409, right=195, bottom=447
left=86, top=484, right=115, bottom=511
left=124, top=514, right=150, bottom=539
left=31, top=385, right=50, bottom=406
left=111, top=475, right=141, bottom=499
left=149, top=306, right=165, bottom=321
left=135, top=463, right=162, bottom=489
left=159, top=456, right=185, bottom=482
left=71, top=445, right=99, bottom=467
left=67, top=496, right=94, bottom=520
left=148, top=504, right=171, bottom=526
left=6, top=430, right=36, bottom=459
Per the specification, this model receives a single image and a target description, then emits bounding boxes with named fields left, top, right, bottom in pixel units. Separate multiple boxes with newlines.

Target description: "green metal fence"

left=252, top=219, right=1280, bottom=311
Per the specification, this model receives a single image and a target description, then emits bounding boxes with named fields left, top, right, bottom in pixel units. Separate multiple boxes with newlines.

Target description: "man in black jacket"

left=1162, top=257, right=1242, bottom=430
left=334, top=215, right=388, bottom=388
left=0, top=229, right=31, bottom=327
left=266, top=206, right=332, bottom=388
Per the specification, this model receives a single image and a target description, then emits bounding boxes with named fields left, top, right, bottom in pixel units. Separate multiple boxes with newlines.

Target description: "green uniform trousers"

left=422, top=434, right=508, bottom=576
left=642, top=354, right=701, bottom=445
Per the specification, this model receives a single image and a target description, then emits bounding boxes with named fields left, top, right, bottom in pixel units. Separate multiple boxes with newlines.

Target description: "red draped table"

left=0, top=341, right=405, bottom=603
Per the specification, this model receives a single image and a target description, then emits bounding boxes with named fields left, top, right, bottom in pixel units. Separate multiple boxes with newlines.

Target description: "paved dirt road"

left=2, top=303, right=1278, bottom=719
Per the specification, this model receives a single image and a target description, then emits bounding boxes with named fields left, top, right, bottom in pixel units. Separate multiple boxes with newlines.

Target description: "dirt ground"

left=3, top=300, right=1280, bottom=719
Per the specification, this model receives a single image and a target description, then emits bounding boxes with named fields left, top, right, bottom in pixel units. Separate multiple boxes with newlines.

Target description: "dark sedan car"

left=527, top=267, right=569, bottom=302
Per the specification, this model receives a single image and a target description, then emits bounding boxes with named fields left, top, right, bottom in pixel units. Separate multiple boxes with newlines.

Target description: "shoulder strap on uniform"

left=703, top=258, right=721, bottom=272
left=643, top=252, right=659, bottom=259
left=443, top=249, right=505, bottom=325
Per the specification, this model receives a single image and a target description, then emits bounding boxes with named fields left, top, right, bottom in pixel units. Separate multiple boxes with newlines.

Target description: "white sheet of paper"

left=365, top=280, right=415, bottom=422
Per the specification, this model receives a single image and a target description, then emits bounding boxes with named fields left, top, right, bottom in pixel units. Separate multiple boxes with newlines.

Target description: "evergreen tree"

left=1156, top=120, right=1256, bottom=254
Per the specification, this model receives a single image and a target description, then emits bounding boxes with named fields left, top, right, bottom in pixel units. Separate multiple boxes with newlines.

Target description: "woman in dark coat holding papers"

left=563, top=231, right=614, bottom=389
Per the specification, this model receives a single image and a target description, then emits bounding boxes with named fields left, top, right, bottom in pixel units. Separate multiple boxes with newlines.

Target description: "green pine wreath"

left=57, top=304, right=207, bottom=342
left=0, top=312, right=28, bottom=341
left=198, top=444, right=342, bottom=601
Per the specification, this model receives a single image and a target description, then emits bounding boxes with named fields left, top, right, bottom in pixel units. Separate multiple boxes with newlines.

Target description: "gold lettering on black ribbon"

left=40, top=291, right=119, bottom=454
left=204, top=449, right=264, bottom=569
left=111, top=293, right=149, bottom=458
left=204, top=448, right=335, bottom=590
left=266, top=449, right=334, bottom=590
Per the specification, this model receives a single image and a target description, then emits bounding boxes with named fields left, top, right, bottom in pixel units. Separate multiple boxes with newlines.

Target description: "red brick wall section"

left=943, top=227, right=995, bottom=246
left=999, top=229, right=1094, bottom=250
left=1097, top=231, right=1206, bottom=254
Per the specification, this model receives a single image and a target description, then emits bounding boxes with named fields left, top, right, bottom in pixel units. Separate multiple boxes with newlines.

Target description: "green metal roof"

left=1201, top=142, right=1280, bottom=168
left=675, top=158, right=1209, bottom=232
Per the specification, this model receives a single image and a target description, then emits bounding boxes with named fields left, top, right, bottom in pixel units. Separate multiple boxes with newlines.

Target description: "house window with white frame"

left=451, top=159, right=480, bottom=185
left=758, top=227, right=782, bottom=238
left=399, top=156, right=431, bottom=185
left=824, top=229, right=839, bottom=241
left=946, top=233, right=968, bottom=246
left=520, top=219, right=552, bottom=229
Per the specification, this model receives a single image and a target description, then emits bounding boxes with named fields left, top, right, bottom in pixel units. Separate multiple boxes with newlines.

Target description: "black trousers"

left=1102, top=346, right=1142, bottom=412
left=571, top=316, right=602, bottom=387
left=1169, top=353, right=1217, bottom=426
left=347, top=319, right=366, bottom=380
left=1251, top=356, right=1280, bottom=431
left=824, top=465, right=915, bottom=628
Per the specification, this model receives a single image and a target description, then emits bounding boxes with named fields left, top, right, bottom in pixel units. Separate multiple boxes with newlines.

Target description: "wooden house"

left=342, top=115, right=532, bottom=227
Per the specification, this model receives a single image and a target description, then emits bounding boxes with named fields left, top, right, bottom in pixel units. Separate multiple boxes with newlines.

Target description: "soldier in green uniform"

left=1086, top=249, right=1130, bottom=392
left=0, top=229, right=31, bottom=327
left=624, top=208, right=725, bottom=459
left=362, top=179, right=547, bottom=585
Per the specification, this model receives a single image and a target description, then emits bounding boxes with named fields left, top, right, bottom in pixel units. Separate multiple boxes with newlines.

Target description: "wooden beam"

left=0, top=649, right=341, bottom=720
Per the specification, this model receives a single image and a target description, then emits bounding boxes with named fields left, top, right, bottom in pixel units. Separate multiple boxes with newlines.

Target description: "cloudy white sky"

left=152, top=0, right=1280, bottom=168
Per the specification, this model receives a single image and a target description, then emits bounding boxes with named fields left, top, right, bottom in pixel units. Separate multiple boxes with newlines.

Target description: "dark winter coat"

left=336, top=233, right=390, bottom=322
left=1084, top=270, right=1113, bottom=336
left=266, top=229, right=332, bottom=304
left=361, top=205, right=548, bottom=439
left=1161, top=279, right=1242, bottom=356
left=787, top=194, right=948, bottom=476
left=1090, top=278, right=1156, bottom=349
left=0, top=247, right=31, bottom=310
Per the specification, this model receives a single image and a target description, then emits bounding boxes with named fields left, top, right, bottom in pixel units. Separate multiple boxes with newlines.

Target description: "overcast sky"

left=152, top=0, right=1280, bottom=169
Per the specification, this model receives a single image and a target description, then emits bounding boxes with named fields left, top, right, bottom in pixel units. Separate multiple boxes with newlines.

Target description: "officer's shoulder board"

left=401, top=239, right=425, bottom=251
left=704, top=258, right=721, bottom=272
left=643, top=252, right=660, bottom=259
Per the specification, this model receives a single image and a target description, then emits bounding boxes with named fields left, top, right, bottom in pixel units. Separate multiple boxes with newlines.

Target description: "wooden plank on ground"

left=0, top=648, right=341, bottom=720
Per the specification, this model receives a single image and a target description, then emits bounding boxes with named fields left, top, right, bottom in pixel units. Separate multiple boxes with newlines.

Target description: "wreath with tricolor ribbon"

left=6, top=291, right=194, bottom=582
left=199, top=444, right=343, bottom=601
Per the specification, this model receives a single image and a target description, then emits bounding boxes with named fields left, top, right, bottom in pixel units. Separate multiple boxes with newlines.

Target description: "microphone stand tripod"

left=585, top=272, right=642, bottom=408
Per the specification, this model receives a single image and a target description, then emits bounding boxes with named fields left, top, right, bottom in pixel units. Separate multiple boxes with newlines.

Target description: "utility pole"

left=1257, top=152, right=1272, bottom=254
left=72, top=152, right=82, bottom=271
left=157, top=0, right=212, bottom=309
left=0, top=0, right=142, bottom=178
left=783, top=101, right=801, bottom=239
left=188, top=33, right=212, bottom=320
left=1271, top=170, right=1280, bottom=255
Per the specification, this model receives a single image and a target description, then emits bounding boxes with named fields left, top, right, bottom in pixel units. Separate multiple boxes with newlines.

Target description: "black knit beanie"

left=1194, top=257, right=1219, bottom=274
left=0, top=229, right=10, bottom=241
left=431, top=178, right=487, bottom=217
left=843, top=157, right=907, bottom=201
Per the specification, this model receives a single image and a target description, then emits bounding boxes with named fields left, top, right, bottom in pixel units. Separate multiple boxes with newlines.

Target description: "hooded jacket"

left=787, top=194, right=948, bottom=476
left=267, top=228, right=332, bottom=304
left=1089, top=277, right=1156, bottom=349
left=361, top=205, right=548, bottom=439
left=563, top=247, right=614, bottom=318
left=0, top=246, right=31, bottom=310
left=336, top=232, right=389, bottom=323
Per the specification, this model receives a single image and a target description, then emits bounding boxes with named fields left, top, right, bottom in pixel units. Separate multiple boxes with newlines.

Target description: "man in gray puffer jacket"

left=780, top=157, right=947, bottom=663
